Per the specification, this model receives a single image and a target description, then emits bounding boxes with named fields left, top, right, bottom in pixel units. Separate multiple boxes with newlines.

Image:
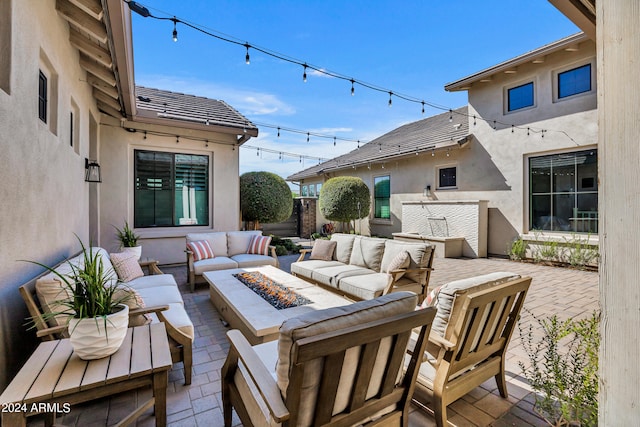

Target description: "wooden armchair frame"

left=222, top=306, right=437, bottom=427
left=19, top=259, right=193, bottom=385
left=413, top=276, right=531, bottom=427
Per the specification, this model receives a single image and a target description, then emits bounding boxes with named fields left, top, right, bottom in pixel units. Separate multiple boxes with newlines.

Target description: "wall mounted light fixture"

left=423, top=184, right=431, bottom=197
left=85, top=158, right=101, bottom=183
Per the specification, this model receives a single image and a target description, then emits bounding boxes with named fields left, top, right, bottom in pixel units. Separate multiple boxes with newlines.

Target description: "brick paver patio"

left=27, top=256, right=598, bottom=427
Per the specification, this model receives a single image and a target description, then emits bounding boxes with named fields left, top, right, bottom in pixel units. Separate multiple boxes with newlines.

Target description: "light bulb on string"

left=357, top=140, right=360, bottom=149
left=493, top=120, right=497, bottom=130
left=277, top=127, right=280, bottom=137
left=511, top=125, right=514, bottom=133
left=473, top=115, right=477, bottom=126
left=388, top=91, right=393, bottom=107
left=205, top=139, right=209, bottom=148
left=421, top=101, right=425, bottom=115
left=176, top=136, right=179, bottom=144
left=299, top=156, right=302, bottom=163
left=527, top=127, right=530, bottom=136
left=244, top=43, right=250, bottom=64
left=449, top=109, right=453, bottom=122
left=431, top=149, right=435, bottom=157
left=302, top=64, right=307, bottom=82
left=379, top=144, right=382, bottom=153
left=256, top=148, right=259, bottom=156
left=143, top=131, right=147, bottom=140
left=333, top=137, right=336, bottom=147
left=171, top=18, right=178, bottom=42
left=306, top=132, right=310, bottom=143
left=350, top=79, right=355, bottom=96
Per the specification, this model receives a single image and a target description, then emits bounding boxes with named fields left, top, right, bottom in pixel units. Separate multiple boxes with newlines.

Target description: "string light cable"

left=124, top=0, right=579, bottom=145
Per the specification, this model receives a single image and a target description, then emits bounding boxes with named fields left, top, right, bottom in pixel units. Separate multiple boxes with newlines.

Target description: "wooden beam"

left=94, top=88, right=122, bottom=112
left=69, top=29, right=112, bottom=68
left=97, top=100, right=123, bottom=118
left=79, top=54, right=116, bottom=86
left=69, top=0, right=103, bottom=21
left=87, top=74, right=119, bottom=99
left=56, top=0, right=107, bottom=44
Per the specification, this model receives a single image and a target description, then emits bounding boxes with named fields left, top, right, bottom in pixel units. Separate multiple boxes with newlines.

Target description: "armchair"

left=222, top=292, right=436, bottom=427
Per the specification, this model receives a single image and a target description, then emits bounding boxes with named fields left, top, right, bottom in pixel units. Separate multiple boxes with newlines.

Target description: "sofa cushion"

left=309, top=239, right=336, bottom=261
left=349, top=236, right=386, bottom=272
left=429, top=272, right=521, bottom=337
left=232, top=254, right=278, bottom=268
left=247, top=235, right=272, bottom=256
left=148, top=302, right=194, bottom=340
left=193, top=257, right=238, bottom=275
left=381, top=241, right=433, bottom=282
left=290, top=260, right=343, bottom=279
left=136, top=285, right=184, bottom=306
left=113, top=285, right=150, bottom=327
left=187, top=232, right=229, bottom=257
left=110, top=252, right=144, bottom=282
left=330, top=234, right=356, bottom=263
left=187, top=240, right=215, bottom=261
left=126, top=273, right=178, bottom=290
left=338, top=273, right=393, bottom=300
left=276, top=292, right=418, bottom=426
left=385, top=250, right=410, bottom=279
left=228, top=231, right=262, bottom=256
left=310, top=264, right=375, bottom=288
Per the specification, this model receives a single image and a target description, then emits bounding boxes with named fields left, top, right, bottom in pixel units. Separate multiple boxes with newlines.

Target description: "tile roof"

left=287, top=106, right=470, bottom=181
left=134, top=86, right=258, bottom=133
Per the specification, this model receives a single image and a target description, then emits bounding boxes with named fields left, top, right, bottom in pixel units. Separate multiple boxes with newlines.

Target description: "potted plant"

left=26, top=240, right=131, bottom=360
left=114, top=221, right=141, bottom=260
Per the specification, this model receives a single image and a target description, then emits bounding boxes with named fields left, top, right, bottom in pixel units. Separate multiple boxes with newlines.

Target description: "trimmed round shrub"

left=319, top=176, right=370, bottom=224
left=240, top=172, right=293, bottom=228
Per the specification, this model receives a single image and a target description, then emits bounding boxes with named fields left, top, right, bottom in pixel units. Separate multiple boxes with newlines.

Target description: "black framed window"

left=529, top=150, right=598, bottom=233
left=438, top=167, right=457, bottom=188
left=374, top=175, right=390, bottom=219
left=38, top=70, right=47, bottom=123
left=134, top=150, right=209, bottom=227
left=558, top=64, right=591, bottom=99
left=507, top=82, right=534, bottom=111
left=69, top=111, right=74, bottom=147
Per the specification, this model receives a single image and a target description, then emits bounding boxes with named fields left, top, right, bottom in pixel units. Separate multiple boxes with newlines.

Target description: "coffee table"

left=204, top=265, right=351, bottom=345
left=0, top=323, right=172, bottom=427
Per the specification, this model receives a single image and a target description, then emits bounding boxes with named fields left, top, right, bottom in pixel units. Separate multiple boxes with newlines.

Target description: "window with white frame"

left=134, top=150, right=209, bottom=227
left=529, top=149, right=598, bottom=233
left=301, top=184, right=308, bottom=197
left=437, top=166, right=457, bottom=189
left=507, top=82, right=534, bottom=112
left=374, top=175, right=390, bottom=219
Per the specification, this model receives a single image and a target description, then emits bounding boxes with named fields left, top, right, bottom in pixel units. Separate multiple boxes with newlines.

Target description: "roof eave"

left=445, top=32, right=589, bottom=92
left=131, top=112, right=259, bottom=139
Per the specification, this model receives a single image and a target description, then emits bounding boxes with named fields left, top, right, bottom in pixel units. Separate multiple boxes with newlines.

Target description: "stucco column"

left=597, top=1, right=640, bottom=424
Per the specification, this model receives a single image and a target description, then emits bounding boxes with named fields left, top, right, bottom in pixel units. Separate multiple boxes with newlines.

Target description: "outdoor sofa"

left=21, top=247, right=194, bottom=384
left=291, top=233, right=435, bottom=302
left=186, top=230, right=279, bottom=292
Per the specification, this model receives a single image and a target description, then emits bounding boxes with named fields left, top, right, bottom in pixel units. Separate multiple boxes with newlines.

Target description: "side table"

left=0, top=322, right=172, bottom=427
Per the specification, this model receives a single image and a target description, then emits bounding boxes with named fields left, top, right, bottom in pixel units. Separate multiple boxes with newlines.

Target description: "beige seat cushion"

left=310, top=264, right=375, bottom=288
left=136, top=286, right=184, bottom=306
left=290, top=260, right=343, bottom=278
left=228, top=231, right=262, bottom=256
left=429, top=272, right=520, bottom=337
left=349, top=236, right=387, bottom=272
left=337, top=273, right=393, bottom=300
left=380, top=241, right=433, bottom=282
left=276, top=292, right=418, bottom=426
left=187, top=232, right=229, bottom=257
left=148, top=302, right=194, bottom=340
left=193, top=257, right=238, bottom=275
left=125, top=273, right=178, bottom=290
left=232, top=254, right=278, bottom=268
left=329, top=234, right=356, bottom=263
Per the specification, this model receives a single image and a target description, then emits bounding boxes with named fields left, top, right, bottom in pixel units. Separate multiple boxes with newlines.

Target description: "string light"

left=171, top=17, right=178, bottom=42
left=431, top=149, right=435, bottom=156
left=421, top=101, right=425, bottom=115
left=126, top=1, right=577, bottom=145
left=350, top=79, right=355, bottom=96
left=205, top=139, right=209, bottom=147
left=277, top=127, right=280, bottom=137
left=306, top=132, right=310, bottom=143
left=449, top=109, right=453, bottom=122
left=143, top=131, right=147, bottom=139
left=302, top=64, right=307, bottom=83
left=333, top=136, right=336, bottom=147
left=176, top=135, right=179, bottom=143
left=244, top=43, right=250, bottom=64
left=511, top=125, right=514, bottom=133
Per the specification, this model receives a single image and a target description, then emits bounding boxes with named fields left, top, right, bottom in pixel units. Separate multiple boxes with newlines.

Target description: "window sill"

left=521, top=232, right=598, bottom=246
left=370, top=218, right=393, bottom=226
left=136, top=226, right=214, bottom=239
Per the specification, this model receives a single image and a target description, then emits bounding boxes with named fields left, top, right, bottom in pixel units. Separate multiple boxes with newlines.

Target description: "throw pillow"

left=309, top=239, right=337, bottom=261
left=113, top=285, right=150, bottom=327
left=110, top=252, right=144, bottom=283
left=187, top=240, right=215, bottom=261
left=247, top=235, right=272, bottom=256
left=423, top=285, right=443, bottom=307
left=385, top=250, right=410, bottom=279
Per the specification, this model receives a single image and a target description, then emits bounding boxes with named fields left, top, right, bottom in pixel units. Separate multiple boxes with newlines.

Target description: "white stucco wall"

left=0, top=0, right=100, bottom=391
left=98, top=116, right=242, bottom=264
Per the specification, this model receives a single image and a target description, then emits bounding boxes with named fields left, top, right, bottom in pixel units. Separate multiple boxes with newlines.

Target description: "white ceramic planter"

left=122, top=245, right=142, bottom=260
left=68, top=304, right=129, bottom=360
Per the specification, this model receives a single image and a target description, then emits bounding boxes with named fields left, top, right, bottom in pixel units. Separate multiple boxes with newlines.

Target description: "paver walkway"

left=27, top=256, right=598, bottom=427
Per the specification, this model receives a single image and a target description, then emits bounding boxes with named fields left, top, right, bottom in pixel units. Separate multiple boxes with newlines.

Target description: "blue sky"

left=130, top=1, right=579, bottom=182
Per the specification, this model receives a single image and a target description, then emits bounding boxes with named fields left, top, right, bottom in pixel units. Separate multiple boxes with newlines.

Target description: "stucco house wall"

left=0, top=0, right=100, bottom=391
left=98, top=116, right=241, bottom=264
